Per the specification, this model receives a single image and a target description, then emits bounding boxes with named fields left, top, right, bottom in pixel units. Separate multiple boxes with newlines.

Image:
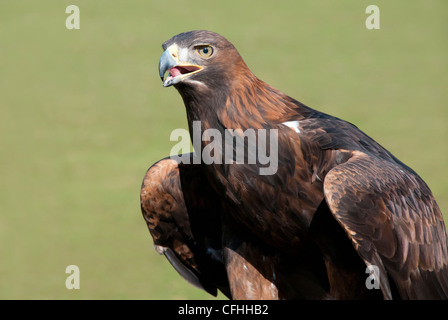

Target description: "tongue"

left=169, top=66, right=200, bottom=77
left=169, top=67, right=183, bottom=77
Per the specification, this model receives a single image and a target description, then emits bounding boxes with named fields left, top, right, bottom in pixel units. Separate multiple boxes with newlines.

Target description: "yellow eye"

left=196, top=45, right=214, bottom=58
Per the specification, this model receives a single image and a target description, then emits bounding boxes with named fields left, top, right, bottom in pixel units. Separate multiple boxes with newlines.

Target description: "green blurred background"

left=0, top=0, right=447, bottom=299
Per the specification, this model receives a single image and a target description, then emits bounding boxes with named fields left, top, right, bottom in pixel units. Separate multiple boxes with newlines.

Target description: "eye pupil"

left=197, top=46, right=213, bottom=58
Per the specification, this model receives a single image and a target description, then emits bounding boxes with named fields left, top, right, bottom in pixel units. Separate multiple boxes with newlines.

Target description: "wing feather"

left=323, top=151, right=448, bottom=299
left=140, top=155, right=230, bottom=298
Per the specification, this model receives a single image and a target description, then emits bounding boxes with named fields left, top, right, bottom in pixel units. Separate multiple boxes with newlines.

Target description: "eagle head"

left=158, top=30, right=251, bottom=90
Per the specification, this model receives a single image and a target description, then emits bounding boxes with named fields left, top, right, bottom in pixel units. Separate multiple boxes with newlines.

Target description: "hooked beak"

left=158, top=45, right=204, bottom=87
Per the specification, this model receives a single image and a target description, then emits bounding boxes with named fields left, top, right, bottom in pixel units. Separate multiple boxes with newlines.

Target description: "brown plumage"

left=141, top=154, right=230, bottom=298
left=140, top=30, right=448, bottom=299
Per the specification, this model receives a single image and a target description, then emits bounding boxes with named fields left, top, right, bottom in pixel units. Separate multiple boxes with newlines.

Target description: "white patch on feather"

left=282, top=121, right=300, bottom=133
left=154, top=245, right=167, bottom=255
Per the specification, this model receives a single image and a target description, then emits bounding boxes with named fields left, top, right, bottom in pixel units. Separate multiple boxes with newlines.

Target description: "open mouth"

left=170, top=65, right=202, bottom=77
left=163, top=65, right=203, bottom=87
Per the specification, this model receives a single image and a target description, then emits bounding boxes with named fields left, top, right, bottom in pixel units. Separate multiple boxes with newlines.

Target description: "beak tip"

left=158, top=48, right=177, bottom=86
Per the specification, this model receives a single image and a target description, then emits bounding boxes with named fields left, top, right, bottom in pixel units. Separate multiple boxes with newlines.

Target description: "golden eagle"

left=140, top=30, right=448, bottom=299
